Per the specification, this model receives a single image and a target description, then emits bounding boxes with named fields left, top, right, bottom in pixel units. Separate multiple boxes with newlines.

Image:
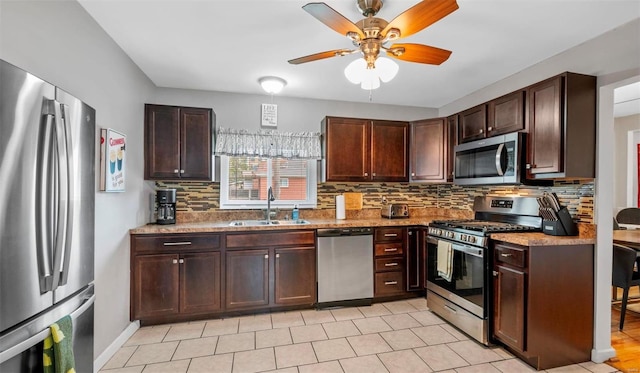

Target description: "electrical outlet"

left=381, top=196, right=387, bottom=204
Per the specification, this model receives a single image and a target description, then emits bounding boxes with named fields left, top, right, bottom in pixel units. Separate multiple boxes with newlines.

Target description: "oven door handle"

left=495, top=143, right=505, bottom=176
left=450, top=242, right=484, bottom=258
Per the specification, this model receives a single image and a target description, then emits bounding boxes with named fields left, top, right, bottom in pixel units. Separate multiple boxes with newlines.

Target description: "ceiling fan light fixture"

left=259, top=76, right=287, bottom=94
left=375, top=57, right=399, bottom=82
left=344, top=57, right=397, bottom=90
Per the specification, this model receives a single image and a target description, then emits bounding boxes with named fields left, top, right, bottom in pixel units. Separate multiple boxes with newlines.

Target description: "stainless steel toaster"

left=381, top=204, right=409, bottom=218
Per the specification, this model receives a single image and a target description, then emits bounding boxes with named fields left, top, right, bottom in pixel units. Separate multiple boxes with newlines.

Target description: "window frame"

left=219, top=155, right=317, bottom=209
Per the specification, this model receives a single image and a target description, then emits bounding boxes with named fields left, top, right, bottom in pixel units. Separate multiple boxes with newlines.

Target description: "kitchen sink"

left=228, top=219, right=310, bottom=226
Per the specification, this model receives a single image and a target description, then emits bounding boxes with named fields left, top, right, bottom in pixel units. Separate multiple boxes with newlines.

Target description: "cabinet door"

left=180, top=107, right=212, bottom=179
left=488, top=91, right=525, bottom=136
left=458, top=104, right=487, bottom=143
left=527, top=76, right=563, bottom=176
left=493, top=265, right=526, bottom=352
left=225, top=249, right=270, bottom=310
left=446, top=115, right=458, bottom=182
left=145, top=105, right=181, bottom=179
left=274, top=246, right=316, bottom=306
left=324, top=117, right=370, bottom=181
left=133, top=254, right=179, bottom=319
left=406, top=228, right=424, bottom=291
left=410, top=119, right=445, bottom=182
left=371, top=121, right=409, bottom=182
left=180, top=252, right=222, bottom=314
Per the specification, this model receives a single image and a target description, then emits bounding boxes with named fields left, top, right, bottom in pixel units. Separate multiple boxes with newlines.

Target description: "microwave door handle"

left=495, top=143, right=505, bottom=176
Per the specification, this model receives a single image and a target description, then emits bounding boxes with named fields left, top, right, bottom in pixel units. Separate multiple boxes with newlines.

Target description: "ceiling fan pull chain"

left=369, top=89, right=373, bottom=102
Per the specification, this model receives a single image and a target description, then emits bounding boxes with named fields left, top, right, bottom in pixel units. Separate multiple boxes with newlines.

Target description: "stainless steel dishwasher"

left=316, top=227, right=374, bottom=308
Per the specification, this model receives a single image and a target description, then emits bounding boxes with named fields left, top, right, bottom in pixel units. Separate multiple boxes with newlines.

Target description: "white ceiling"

left=78, top=0, right=640, bottom=111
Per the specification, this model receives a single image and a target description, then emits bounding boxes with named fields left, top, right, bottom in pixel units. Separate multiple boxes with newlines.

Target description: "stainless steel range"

left=426, top=196, right=541, bottom=345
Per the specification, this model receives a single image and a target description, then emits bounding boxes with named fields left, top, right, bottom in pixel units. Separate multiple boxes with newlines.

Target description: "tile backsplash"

left=157, top=180, right=594, bottom=223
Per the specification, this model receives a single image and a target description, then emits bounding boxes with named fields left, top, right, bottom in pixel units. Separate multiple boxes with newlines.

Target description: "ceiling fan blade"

left=288, top=49, right=354, bottom=65
left=381, top=0, right=458, bottom=39
left=302, top=3, right=364, bottom=39
left=386, top=43, right=452, bottom=65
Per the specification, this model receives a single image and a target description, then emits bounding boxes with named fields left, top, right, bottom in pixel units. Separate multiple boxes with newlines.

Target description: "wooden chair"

left=612, top=244, right=640, bottom=330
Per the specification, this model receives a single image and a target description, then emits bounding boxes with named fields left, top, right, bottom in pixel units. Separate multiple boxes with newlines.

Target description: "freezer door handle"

left=56, top=103, right=74, bottom=287
left=0, top=293, right=95, bottom=365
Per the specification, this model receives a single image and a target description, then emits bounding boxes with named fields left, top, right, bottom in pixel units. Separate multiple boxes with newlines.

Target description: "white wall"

left=153, top=88, right=438, bottom=132
left=0, top=0, right=155, bottom=362
left=614, top=114, right=640, bottom=208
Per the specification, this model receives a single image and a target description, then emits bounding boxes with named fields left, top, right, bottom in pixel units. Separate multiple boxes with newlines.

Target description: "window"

left=220, top=155, right=317, bottom=209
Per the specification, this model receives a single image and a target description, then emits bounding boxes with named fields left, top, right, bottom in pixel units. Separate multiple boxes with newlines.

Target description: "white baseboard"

left=591, top=347, right=617, bottom=363
left=94, top=321, right=140, bottom=372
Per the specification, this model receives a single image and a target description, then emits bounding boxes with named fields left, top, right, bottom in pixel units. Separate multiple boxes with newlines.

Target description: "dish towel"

left=43, top=315, right=76, bottom=373
left=437, top=240, right=454, bottom=282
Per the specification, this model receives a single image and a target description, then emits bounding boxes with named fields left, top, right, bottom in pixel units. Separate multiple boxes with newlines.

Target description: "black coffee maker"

left=156, top=189, right=176, bottom=225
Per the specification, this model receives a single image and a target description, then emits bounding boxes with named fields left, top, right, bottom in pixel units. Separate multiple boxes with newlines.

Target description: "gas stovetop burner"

left=430, top=219, right=540, bottom=234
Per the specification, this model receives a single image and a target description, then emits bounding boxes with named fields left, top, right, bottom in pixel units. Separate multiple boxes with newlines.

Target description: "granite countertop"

left=130, top=214, right=597, bottom=247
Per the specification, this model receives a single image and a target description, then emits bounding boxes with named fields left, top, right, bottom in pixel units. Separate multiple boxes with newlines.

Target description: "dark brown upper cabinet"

left=410, top=118, right=446, bottom=182
left=446, top=115, right=458, bottom=182
left=459, top=90, right=525, bottom=144
left=525, top=72, right=596, bottom=180
left=458, top=104, right=487, bottom=143
left=144, top=104, right=213, bottom=180
left=322, top=116, right=409, bottom=182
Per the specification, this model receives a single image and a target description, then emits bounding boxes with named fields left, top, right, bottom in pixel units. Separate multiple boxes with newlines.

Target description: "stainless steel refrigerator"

left=0, top=59, right=95, bottom=371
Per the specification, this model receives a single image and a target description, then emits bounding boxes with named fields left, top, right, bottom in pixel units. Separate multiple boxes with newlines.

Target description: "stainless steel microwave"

left=453, top=132, right=524, bottom=185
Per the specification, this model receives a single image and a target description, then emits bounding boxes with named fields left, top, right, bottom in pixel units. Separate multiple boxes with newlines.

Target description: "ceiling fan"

left=288, top=0, right=459, bottom=69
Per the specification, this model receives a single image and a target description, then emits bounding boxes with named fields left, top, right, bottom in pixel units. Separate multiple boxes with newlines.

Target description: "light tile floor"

left=99, top=298, right=620, bottom=373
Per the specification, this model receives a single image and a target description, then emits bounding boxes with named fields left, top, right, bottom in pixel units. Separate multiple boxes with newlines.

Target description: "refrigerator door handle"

left=0, top=294, right=95, bottom=365
left=57, top=103, right=74, bottom=287
left=49, top=101, right=71, bottom=292
left=36, top=101, right=57, bottom=293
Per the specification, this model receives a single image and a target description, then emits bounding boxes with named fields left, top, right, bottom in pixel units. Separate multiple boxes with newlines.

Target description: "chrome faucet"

left=266, top=186, right=275, bottom=223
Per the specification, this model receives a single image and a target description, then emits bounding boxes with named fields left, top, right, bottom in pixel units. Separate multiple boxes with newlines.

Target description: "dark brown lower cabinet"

left=180, top=252, right=222, bottom=314
left=134, top=254, right=180, bottom=318
left=491, top=241, right=594, bottom=370
left=406, top=227, right=425, bottom=291
left=225, top=249, right=270, bottom=310
left=225, top=230, right=317, bottom=312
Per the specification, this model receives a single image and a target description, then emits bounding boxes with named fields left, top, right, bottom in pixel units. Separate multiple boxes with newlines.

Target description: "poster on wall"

left=99, top=128, right=126, bottom=192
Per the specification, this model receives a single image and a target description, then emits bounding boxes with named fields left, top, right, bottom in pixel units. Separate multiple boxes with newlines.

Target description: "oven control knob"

left=437, top=229, right=443, bottom=236
left=468, top=236, right=476, bottom=244
left=447, top=232, right=454, bottom=238
left=461, top=234, right=467, bottom=241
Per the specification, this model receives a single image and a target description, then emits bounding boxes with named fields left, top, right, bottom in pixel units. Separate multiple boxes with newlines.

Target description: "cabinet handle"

left=444, top=305, right=457, bottom=314
left=384, top=248, right=398, bottom=252
left=384, top=281, right=398, bottom=285
left=408, top=231, right=413, bottom=236
left=525, top=164, right=531, bottom=170
left=264, top=254, right=269, bottom=259
left=487, top=126, right=493, bottom=131
left=174, top=169, right=179, bottom=173
left=384, top=233, right=398, bottom=237
left=276, top=253, right=280, bottom=259
left=372, top=173, right=376, bottom=177
left=163, top=241, right=192, bottom=246
left=479, top=129, right=484, bottom=134
left=172, top=259, right=178, bottom=264
left=179, top=259, right=184, bottom=264
left=411, top=172, right=415, bottom=177
left=492, top=270, right=499, bottom=277
left=364, top=172, right=368, bottom=176
left=500, top=253, right=513, bottom=257
left=384, top=262, right=399, bottom=267
left=180, top=169, right=185, bottom=174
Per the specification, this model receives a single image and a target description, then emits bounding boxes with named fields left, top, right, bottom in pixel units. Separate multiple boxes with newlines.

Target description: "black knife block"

left=541, top=207, right=578, bottom=236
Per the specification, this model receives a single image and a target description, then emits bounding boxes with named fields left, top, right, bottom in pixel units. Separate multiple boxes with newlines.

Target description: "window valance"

left=215, top=127, right=322, bottom=159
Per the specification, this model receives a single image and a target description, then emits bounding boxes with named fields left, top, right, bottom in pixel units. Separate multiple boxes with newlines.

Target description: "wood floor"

left=608, top=286, right=640, bottom=373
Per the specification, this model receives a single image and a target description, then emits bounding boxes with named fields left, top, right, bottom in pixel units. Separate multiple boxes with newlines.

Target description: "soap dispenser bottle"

left=292, top=205, right=299, bottom=221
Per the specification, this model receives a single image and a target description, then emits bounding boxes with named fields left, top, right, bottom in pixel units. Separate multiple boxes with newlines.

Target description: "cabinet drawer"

left=375, top=272, right=404, bottom=296
left=494, top=243, right=527, bottom=268
left=226, top=230, right=315, bottom=248
left=375, top=242, right=404, bottom=257
left=133, top=234, right=221, bottom=253
left=375, top=227, right=404, bottom=242
left=375, top=257, right=404, bottom=272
